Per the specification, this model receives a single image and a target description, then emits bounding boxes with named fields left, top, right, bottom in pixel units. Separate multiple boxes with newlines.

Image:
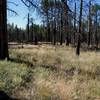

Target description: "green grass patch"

left=0, top=60, right=32, bottom=94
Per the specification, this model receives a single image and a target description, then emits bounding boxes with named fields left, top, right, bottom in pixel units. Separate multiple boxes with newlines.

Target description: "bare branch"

left=8, top=1, right=18, bottom=6
left=7, top=8, right=18, bottom=16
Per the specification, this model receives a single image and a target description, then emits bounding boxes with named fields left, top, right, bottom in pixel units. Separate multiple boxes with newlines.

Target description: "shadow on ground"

left=9, top=58, right=58, bottom=71
left=0, top=91, right=19, bottom=100
left=9, top=58, right=34, bottom=67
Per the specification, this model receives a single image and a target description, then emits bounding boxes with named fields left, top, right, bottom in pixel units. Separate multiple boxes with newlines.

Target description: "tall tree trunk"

left=47, top=12, right=51, bottom=42
left=95, top=12, right=98, bottom=49
left=62, top=0, right=69, bottom=46
left=31, top=22, right=34, bottom=42
left=60, top=13, right=63, bottom=45
left=0, top=0, right=9, bottom=59
left=46, top=12, right=49, bottom=42
left=27, top=13, right=30, bottom=42
left=74, top=0, right=76, bottom=45
left=53, top=20, right=56, bottom=45
left=88, top=0, right=92, bottom=47
left=76, top=0, right=83, bottom=56
left=34, top=35, right=38, bottom=45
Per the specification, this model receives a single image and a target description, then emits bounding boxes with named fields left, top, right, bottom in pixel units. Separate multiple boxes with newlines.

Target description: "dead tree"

left=0, top=0, right=9, bottom=59
left=88, top=0, right=92, bottom=47
left=76, top=0, right=83, bottom=56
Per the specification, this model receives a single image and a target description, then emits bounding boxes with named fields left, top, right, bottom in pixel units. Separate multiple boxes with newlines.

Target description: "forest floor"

left=0, top=43, right=100, bottom=100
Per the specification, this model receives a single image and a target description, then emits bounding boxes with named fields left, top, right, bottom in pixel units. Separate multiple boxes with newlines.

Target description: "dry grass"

left=1, top=44, right=100, bottom=100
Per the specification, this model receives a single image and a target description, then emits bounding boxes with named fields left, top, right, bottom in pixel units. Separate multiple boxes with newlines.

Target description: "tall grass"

left=0, top=44, right=100, bottom=99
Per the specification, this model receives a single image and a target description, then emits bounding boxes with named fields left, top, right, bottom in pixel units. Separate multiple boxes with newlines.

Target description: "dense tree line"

left=0, top=0, right=100, bottom=59
left=7, top=23, right=45, bottom=44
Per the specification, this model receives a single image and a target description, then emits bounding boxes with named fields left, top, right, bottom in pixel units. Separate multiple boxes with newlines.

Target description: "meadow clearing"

left=0, top=44, right=100, bottom=100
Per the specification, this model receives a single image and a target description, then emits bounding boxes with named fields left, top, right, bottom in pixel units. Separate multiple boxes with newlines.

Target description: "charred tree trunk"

left=76, top=0, right=83, bottom=56
left=46, top=12, right=49, bottom=42
left=66, top=33, right=69, bottom=46
left=47, top=13, right=50, bottom=42
left=0, top=0, right=9, bottom=59
left=88, top=0, right=92, bottom=47
left=60, top=14, right=63, bottom=45
left=34, top=36, right=38, bottom=45
left=62, top=0, right=69, bottom=46
left=95, top=13, right=98, bottom=49
left=53, top=20, right=56, bottom=45
left=31, top=22, right=34, bottom=42
left=27, top=13, right=30, bottom=42
left=74, top=1, right=76, bottom=45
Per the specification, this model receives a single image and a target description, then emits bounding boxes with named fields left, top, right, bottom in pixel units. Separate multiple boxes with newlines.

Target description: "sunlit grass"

left=0, top=44, right=100, bottom=99
left=0, top=60, right=33, bottom=95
